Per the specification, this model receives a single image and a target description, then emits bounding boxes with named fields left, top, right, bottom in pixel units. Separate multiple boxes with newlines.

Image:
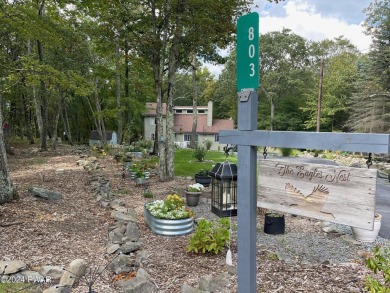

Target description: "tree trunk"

left=37, top=0, right=47, bottom=151
left=270, top=96, right=275, bottom=131
left=166, top=0, right=186, bottom=180
left=190, top=54, right=198, bottom=149
left=116, top=42, right=123, bottom=144
left=124, top=45, right=130, bottom=145
left=62, top=101, right=73, bottom=145
left=0, top=93, right=17, bottom=204
left=316, top=58, right=324, bottom=132
left=93, top=78, right=106, bottom=144
left=22, top=87, right=34, bottom=144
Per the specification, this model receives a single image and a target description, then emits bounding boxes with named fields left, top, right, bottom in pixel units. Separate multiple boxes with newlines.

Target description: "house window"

left=214, top=134, right=219, bottom=142
left=187, top=109, right=193, bottom=113
left=149, top=117, right=156, bottom=125
left=198, top=109, right=205, bottom=114
left=184, top=134, right=191, bottom=141
left=151, top=133, right=155, bottom=140
left=175, top=109, right=183, bottom=113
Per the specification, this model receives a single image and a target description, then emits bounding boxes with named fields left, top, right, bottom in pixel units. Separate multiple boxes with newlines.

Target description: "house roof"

left=173, top=115, right=234, bottom=134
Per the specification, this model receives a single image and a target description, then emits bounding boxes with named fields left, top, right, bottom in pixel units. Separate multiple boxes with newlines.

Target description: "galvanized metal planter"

left=144, top=205, right=194, bottom=236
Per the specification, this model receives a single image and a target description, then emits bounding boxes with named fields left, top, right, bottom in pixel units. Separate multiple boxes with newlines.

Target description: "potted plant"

left=264, top=212, right=285, bottom=235
left=134, top=168, right=146, bottom=185
left=144, top=194, right=194, bottom=236
left=351, top=213, right=382, bottom=242
left=194, top=169, right=211, bottom=187
left=185, top=183, right=205, bottom=207
left=128, top=163, right=139, bottom=180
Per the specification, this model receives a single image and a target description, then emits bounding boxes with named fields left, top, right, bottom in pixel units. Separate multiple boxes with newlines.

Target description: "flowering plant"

left=187, top=183, right=204, bottom=192
left=145, top=194, right=193, bottom=219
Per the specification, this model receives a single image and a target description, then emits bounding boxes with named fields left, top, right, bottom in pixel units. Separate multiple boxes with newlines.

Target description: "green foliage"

left=205, top=139, right=213, bottom=150
left=187, top=219, right=230, bottom=254
left=192, top=145, right=207, bottom=162
left=280, top=147, right=293, bottom=157
left=364, top=246, right=390, bottom=292
left=195, top=169, right=210, bottom=177
left=174, top=149, right=237, bottom=177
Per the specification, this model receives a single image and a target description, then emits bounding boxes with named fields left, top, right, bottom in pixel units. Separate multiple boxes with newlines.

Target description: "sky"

left=205, top=0, right=373, bottom=77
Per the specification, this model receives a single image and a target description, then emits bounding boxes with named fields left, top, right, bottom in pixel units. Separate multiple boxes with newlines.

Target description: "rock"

left=42, top=285, right=71, bottom=293
left=111, top=211, right=137, bottom=223
left=101, top=200, right=111, bottom=209
left=109, top=254, right=137, bottom=274
left=118, top=242, right=142, bottom=254
left=198, top=273, right=231, bottom=293
left=107, top=244, right=120, bottom=254
left=55, top=169, right=65, bottom=175
left=110, top=199, right=126, bottom=210
left=28, top=187, right=63, bottom=201
left=115, top=206, right=129, bottom=213
left=0, top=260, right=27, bottom=274
left=227, top=266, right=237, bottom=275
left=340, top=234, right=361, bottom=245
left=181, top=283, right=202, bottom=293
left=126, top=221, right=140, bottom=241
left=13, top=270, right=45, bottom=283
left=109, top=228, right=125, bottom=244
left=322, top=226, right=337, bottom=233
left=120, top=268, right=157, bottom=293
left=135, top=250, right=149, bottom=266
left=59, top=259, right=87, bottom=287
left=38, top=265, right=64, bottom=283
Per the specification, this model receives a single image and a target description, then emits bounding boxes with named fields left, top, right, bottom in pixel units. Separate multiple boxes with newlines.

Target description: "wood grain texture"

left=257, top=159, right=377, bottom=230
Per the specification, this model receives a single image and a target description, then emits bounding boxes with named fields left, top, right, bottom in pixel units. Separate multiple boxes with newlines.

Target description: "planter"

left=135, top=177, right=145, bottom=185
left=352, top=213, right=382, bottom=242
left=264, top=213, right=285, bottom=235
left=144, top=205, right=194, bottom=236
left=195, top=175, right=211, bottom=187
left=143, top=171, right=150, bottom=179
left=185, top=191, right=202, bottom=207
left=129, top=171, right=136, bottom=180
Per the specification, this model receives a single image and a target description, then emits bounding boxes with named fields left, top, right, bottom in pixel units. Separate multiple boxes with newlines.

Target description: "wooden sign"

left=257, top=159, right=377, bottom=230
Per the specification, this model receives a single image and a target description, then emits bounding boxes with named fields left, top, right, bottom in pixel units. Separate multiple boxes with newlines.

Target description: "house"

left=89, top=130, right=118, bottom=146
left=144, top=101, right=234, bottom=150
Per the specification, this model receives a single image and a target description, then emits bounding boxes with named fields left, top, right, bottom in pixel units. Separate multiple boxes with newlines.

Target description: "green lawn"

left=174, top=149, right=238, bottom=177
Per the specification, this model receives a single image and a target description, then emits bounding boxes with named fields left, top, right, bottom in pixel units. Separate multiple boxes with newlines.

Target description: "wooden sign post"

left=221, top=12, right=390, bottom=293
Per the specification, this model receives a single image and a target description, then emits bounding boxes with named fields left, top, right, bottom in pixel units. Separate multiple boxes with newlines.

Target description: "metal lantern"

left=209, top=161, right=238, bottom=217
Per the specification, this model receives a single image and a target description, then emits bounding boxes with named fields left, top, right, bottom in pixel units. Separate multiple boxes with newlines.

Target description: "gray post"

left=237, top=91, right=258, bottom=292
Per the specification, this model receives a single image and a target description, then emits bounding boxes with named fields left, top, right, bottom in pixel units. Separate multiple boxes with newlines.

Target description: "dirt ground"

left=0, top=145, right=378, bottom=292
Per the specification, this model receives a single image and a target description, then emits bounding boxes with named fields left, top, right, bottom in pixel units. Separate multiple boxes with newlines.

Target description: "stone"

left=111, top=211, right=137, bottom=223
left=322, top=226, right=337, bottom=233
left=59, top=259, right=87, bottom=287
left=118, top=242, right=142, bottom=254
left=109, top=254, right=137, bottom=274
left=114, top=206, right=129, bottom=213
left=28, top=187, right=63, bottom=201
left=101, top=200, right=111, bottom=209
left=15, top=270, right=45, bottom=283
left=107, top=244, right=120, bottom=254
left=42, top=285, right=71, bottom=293
left=55, top=169, right=65, bottom=175
left=120, top=268, right=157, bottom=293
left=181, top=283, right=202, bottom=293
left=109, top=228, right=125, bottom=244
left=135, top=250, right=149, bottom=266
left=198, top=273, right=231, bottom=293
left=110, top=199, right=126, bottom=209
left=126, top=221, right=140, bottom=241
left=0, top=260, right=27, bottom=274
left=38, top=265, right=64, bottom=283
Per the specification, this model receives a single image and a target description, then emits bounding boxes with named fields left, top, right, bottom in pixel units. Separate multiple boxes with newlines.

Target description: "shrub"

left=205, top=140, right=212, bottom=150
left=187, top=218, right=230, bottom=254
left=192, top=145, right=207, bottom=162
left=280, top=147, right=292, bottom=157
left=364, top=246, right=390, bottom=292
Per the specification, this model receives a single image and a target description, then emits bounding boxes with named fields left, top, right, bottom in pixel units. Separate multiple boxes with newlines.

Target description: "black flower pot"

left=264, top=213, right=285, bottom=235
left=194, top=175, right=211, bottom=187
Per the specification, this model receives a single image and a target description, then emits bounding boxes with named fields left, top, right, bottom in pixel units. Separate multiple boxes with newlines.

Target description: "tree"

left=364, top=0, right=390, bottom=91
left=0, top=93, right=17, bottom=204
